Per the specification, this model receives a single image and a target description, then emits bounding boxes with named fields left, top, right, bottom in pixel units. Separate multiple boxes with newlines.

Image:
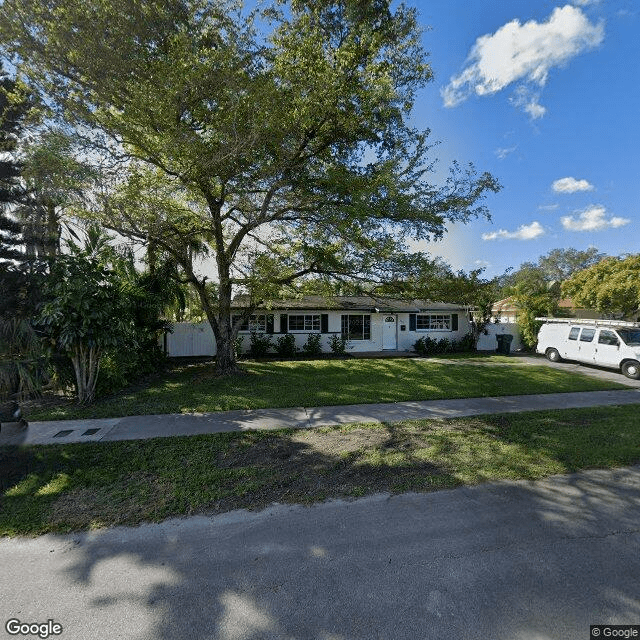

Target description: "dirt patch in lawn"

left=206, top=425, right=458, bottom=514
left=49, top=472, right=174, bottom=530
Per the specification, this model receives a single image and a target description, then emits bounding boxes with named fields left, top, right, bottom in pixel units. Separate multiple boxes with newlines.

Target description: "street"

left=1, top=465, right=640, bottom=639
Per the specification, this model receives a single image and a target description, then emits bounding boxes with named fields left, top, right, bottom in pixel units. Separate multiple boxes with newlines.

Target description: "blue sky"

left=407, top=0, right=638, bottom=276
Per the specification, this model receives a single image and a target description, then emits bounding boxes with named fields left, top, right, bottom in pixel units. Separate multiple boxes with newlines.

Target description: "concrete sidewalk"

left=2, top=388, right=640, bottom=446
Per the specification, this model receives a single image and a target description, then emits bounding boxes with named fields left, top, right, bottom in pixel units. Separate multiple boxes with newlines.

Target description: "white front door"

left=382, top=315, right=397, bottom=350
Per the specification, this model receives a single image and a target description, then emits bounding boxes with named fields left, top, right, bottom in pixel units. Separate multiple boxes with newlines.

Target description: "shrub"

left=249, top=331, right=272, bottom=357
left=458, top=332, right=475, bottom=352
left=329, top=334, right=349, bottom=355
left=275, top=334, right=297, bottom=358
left=233, top=335, right=244, bottom=359
left=414, top=336, right=438, bottom=356
left=435, top=338, right=455, bottom=354
left=302, top=333, right=322, bottom=357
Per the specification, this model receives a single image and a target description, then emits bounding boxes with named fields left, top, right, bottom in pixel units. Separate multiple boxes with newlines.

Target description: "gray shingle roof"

left=231, top=295, right=467, bottom=312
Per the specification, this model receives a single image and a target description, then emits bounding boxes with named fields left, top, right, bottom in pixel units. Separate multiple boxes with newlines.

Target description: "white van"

left=535, top=318, right=640, bottom=379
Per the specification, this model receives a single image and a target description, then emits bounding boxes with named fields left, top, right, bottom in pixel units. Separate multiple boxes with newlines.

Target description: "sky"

left=405, top=0, right=638, bottom=277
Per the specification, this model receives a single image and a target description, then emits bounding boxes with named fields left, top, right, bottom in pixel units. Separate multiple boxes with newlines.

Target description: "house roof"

left=231, top=295, right=467, bottom=313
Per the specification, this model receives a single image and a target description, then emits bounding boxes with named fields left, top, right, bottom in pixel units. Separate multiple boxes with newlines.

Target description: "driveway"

left=510, top=352, right=640, bottom=388
left=1, top=466, right=639, bottom=639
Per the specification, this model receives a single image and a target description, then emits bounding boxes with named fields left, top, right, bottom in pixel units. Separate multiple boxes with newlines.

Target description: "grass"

left=1, top=404, right=639, bottom=536
left=26, top=355, right=626, bottom=421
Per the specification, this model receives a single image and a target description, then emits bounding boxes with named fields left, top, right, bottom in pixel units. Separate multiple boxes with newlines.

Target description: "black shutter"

left=409, top=314, right=416, bottom=331
left=320, top=314, right=329, bottom=334
left=266, top=315, right=274, bottom=334
left=451, top=313, right=458, bottom=331
left=280, top=314, right=288, bottom=333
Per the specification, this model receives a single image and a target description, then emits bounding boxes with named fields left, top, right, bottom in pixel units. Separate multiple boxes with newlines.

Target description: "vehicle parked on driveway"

left=536, top=318, right=640, bottom=379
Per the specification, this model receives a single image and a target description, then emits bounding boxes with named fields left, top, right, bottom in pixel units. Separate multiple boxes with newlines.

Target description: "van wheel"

left=546, top=348, right=561, bottom=362
left=622, top=360, right=640, bottom=380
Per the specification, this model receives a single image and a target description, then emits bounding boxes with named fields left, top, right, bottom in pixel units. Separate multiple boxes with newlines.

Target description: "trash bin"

left=496, top=334, right=514, bottom=354
left=502, top=334, right=513, bottom=355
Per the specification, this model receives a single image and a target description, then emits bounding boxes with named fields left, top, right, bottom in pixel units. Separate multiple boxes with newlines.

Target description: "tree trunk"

left=71, top=342, right=101, bottom=404
left=192, top=277, right=242, bottom=376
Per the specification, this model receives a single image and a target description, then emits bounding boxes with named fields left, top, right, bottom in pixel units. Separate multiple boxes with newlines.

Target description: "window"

left=341, top=314, right=371, bottom=340
left=579, top=328, right=596, bottom=342
left=288, top=314, right=320, bottom=332
left=235, top=314, right=267, bottom=332
left=416, top=314, right=451, bottom=331
left=598, top=330, right=619, bottom=346
left=618, top=329, right=640, bottom=345
left=568, top=327, right=580, bottom=341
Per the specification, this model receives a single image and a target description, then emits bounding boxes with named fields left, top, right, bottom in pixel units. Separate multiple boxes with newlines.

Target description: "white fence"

left=164, top=322, right=216, bottom=357
left=476, top=323, right=523, bottom=352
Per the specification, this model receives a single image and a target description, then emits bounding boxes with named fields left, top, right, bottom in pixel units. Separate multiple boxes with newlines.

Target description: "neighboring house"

left=491, top=297, right=519, bottom=323
left=164, top=295, right=473, bottom=357
left=491, top=296, right=616, bottom=323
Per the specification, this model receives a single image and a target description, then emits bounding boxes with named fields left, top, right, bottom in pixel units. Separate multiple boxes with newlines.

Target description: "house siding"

left=164, top=308, right=472, bottom=357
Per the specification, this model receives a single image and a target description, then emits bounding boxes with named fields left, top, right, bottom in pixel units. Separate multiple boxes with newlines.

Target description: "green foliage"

left=414, top=334, right=474, bottom=356
left=248, top=332, right=272, bottom=358
left=536, top=247, right=605, bottom=281
left=301, top=333, right=322, bottom=357
left=36, top=226, right=173, bottom=402
left=1, top=0, right=501, bottom=375
left=506, top=267, right=560, bottom=350
left=458, top=333, right=476, bottom=352
left=233, top=336, right=244, bottom=359
left=0, top=317, right=48, bottom=401
left=561, top=255, right=640, bottom=319
left=275, top=334, right=298, bottom=358
left=328, top=334, right=349, bottom=355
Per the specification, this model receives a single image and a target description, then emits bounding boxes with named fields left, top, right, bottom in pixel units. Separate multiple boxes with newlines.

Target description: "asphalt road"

left=2, top=466, right=640, bottom=639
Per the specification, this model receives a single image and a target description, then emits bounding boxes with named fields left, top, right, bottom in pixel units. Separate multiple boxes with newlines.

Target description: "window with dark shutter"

left=280, top=314, right=288, bottom=333
left=321, top=314, right=329, bottom=333
left=409, top=314, right=416, bottom=331
left=451, top=313, right=458, bottom=331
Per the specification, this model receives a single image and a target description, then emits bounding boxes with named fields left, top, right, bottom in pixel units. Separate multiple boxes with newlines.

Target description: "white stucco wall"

left=163, top=309, right=473, bottom=357
left=476, top=323, right=523, bottom=352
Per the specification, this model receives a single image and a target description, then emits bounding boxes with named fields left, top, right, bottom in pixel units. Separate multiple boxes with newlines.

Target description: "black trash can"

left=496, top=334, right=514, bottom=355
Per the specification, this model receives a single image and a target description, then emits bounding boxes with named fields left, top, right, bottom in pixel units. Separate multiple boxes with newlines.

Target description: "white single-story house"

left=164, top=296, right=473, bottom=357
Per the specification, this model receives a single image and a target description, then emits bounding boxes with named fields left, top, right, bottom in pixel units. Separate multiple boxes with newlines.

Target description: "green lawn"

left=2, top=404, right=639, bottom=536
left=27, top=356, right=625, bottom=421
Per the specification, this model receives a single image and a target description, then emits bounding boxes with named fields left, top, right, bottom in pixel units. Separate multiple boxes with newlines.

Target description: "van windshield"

left=617, top=329, right=640, bottom=346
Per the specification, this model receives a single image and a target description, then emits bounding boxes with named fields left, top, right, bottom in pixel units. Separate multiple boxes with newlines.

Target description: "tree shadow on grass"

left=3, top=415, right=640, bottom=638
left=25, top=461, right=640, bottom=640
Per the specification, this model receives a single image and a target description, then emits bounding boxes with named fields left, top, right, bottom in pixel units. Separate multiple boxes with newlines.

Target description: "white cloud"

left=510, top=86, right=547, bottom=119
left=561, top=205, right=631, bottom=231
left=442, top=5, right=604, bottom=117
left=482, top=221, right=545, bottom=241
left=538, top=204, right=559, bottom=211
left=495, top=146, right=517, bottom=159
left=552, top=176, right=594, bottom=193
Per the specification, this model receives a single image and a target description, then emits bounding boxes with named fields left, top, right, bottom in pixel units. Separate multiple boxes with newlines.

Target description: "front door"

left=382, top=315, right=397, bottom=350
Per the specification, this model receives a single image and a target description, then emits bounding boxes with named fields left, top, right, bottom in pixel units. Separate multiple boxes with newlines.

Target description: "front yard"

left=2, top=404, right=639, bottom=536
left=27, top=355, right=625, bottom=421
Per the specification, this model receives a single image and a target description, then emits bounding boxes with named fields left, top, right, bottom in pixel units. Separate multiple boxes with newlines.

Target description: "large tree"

left=0, top=62, right=40, bottom=318
left=1, top=0, right=500, bottom=373
left=561, top=255, right=640, bottom=319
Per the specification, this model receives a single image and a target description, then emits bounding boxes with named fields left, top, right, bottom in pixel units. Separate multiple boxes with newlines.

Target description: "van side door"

left=563, top=326, right=581, bottom=360
left=576, top=327, right=596, bottom=363
left=595, top=329, right=622, bottom=368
